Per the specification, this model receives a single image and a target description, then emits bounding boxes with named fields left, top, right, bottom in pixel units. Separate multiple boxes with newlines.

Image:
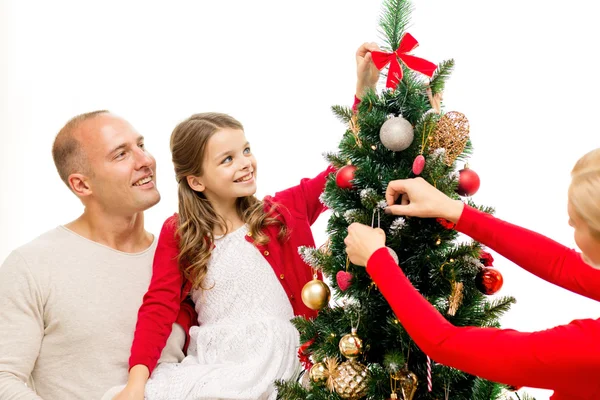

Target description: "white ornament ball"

left=379, top=116, right=414, bottom=152
left=387, top=247, right=399, bottom=264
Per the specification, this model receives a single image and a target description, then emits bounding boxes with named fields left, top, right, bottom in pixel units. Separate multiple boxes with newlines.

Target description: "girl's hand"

left=356, top=42, right=381, bottom=99
left=112, top=384, right=144, bottom=400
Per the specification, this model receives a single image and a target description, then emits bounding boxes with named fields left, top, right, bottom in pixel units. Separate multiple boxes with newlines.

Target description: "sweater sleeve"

left=0, top=251, right=44, bottom=399
left=269, top=165, right=337, bottom=225
left=456, top=205, right=600, bottom=301
left=129, top=216, right=184, bottom=374
left=366, top=248, right=600, bottom=394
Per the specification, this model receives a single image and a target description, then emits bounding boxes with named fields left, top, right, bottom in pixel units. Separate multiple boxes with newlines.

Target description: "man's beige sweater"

left=0, top=226, right=186, bottom=399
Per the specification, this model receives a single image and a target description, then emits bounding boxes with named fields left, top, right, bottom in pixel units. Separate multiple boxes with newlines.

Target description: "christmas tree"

left=276, top=1, right=532, bottom=399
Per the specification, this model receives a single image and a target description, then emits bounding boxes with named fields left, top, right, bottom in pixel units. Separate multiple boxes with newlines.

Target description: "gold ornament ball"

left=338, top=331, right=363, bottom=360
left=301, top=278, right=331, bottom=310
left=309, top=362, right=329, bottom=383
left=332, top=360, right=370, bottom=399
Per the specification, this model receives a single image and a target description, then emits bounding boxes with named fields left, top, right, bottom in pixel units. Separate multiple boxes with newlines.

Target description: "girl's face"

left=568, top=200, right=600, bottom=270
left=191, top=128, right=257, bottom=204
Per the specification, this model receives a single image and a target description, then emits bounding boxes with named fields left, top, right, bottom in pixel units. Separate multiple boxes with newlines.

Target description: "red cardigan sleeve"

left=456, top=205, right=600, bottom=301
left=366, top=248, right=600, bottom=394
left=129, top=215, right=184, bottom=373
left=267, top=165, right=337, bottom=225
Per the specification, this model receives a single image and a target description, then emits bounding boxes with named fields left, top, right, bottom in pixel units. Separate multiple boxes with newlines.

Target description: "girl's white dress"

left=144, top=224, right=301, bottom=400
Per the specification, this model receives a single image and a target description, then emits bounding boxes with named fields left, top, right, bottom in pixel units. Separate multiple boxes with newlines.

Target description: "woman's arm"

left=456, top=205, right=600, bottom=301
left=366, top=248, right=600, bottom=394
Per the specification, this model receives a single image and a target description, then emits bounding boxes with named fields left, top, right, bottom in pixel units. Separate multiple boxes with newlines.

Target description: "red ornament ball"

left=476, top=267, right=503, bottom=295
left=336, top=165, right=357, bottom=189
left=412, top=154, right=425, bottom=175
left=457, top=166, right=480, bottom=196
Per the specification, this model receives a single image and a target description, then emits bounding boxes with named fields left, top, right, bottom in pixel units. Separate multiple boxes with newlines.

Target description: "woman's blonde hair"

left=569, top=148, right=600, bottom=238
left=170, top=112, right=287, bottom=290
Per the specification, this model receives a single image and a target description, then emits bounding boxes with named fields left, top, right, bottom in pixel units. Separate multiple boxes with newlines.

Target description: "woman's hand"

left=344, top=223, right=387, bottom=267
left=384, top=177, right=464, bottom=223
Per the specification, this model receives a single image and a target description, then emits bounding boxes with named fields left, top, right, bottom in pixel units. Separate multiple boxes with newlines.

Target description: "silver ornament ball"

left=379, top=116, right=414, bottom=152
left=387, top=247, right=399, bottom=264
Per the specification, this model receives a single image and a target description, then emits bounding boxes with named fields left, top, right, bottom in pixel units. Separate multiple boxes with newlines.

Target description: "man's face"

left=77, top=114, right=160, bottom=216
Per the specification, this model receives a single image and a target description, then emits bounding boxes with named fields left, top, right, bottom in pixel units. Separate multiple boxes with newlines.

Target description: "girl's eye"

left=222, top=156, right=232, bottom=164
left=243, top=147, right=251, bottom=154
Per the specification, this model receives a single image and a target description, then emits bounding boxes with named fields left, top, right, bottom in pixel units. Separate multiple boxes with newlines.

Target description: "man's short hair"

left=52, top=110, right=109, bottom=189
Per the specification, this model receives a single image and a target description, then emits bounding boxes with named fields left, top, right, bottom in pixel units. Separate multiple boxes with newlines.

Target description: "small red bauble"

left=412, top=154, right=425, bottom=175
left=479, top=250, right=494, bottom=267
left=336, top=271, right=353, bottom=291
left=457, top=165, right=480, bottom=196
left=476, top=267, right=503, bottom=295
left=336, top=165, right=357, bottom=189
left=436, top=217, right=456, bottom=230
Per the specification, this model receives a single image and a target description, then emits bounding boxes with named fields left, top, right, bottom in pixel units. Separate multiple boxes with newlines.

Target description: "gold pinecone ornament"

left=332, top=359, right=370, bottom=399
left=332, top=329, right=370, bottom=399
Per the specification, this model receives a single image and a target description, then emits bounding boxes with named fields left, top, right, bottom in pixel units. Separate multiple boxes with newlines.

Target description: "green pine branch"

left=429, top=59, right=455, bottom=95
left=471, top=378, right=506, bottom=400
left=483, top=296, right=517, bottom=325
left=378, top=0, right=413, bottom=51
left=330, top=105, right=353, bottom=124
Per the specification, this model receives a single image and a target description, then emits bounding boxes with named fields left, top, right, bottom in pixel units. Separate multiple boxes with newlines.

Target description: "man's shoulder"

left=1, top=227, right=71, bottom=278
left=15, top=226, right=76, bottom=254
left=8, top=226, right=88, bottom=270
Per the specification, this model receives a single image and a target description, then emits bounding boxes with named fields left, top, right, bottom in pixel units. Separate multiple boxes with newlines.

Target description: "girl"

left=112, top=43, right=381, bottom=400
left=344, top=149, right=600, bottom=399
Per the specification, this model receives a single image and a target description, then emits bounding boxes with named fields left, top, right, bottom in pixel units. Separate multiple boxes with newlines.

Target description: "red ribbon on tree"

left=371, top=32, right=437, bottom=89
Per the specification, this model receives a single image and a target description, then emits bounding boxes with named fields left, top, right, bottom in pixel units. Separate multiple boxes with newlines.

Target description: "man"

left=0, top=111, right=195, bottom=399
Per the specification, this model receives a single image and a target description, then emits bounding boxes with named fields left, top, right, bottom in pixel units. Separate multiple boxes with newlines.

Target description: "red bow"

left=371, top=33, right=437, bottom=89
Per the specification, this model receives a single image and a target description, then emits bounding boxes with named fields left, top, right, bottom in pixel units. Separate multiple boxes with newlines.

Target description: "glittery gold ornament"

left=447, top=281, right=464, bottom=316
left=332, top=360, right=370, bottom=399
left=429, top=111, right=469, bottom=166
left=338, top=328, right=363, bottom=360
left=309, top=362, right=329, bottom=383
left=301, top=276, right=331, bottom=310
left=392, top=368, right=418, bottom=400
left=349, top=114, right=362, bottom=148
left=319, top=237, right=332, bottom=256
left=324, top=357, right=339, bottom=392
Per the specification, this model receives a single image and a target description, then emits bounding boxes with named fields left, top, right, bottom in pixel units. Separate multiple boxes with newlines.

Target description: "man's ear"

left=187, top=175, right=205, bottom=192
left=69, top=173, right=92, bottom=197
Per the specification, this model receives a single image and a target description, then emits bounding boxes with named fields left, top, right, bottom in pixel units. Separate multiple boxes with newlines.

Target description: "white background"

left=2, top=1, right=599, bottom=398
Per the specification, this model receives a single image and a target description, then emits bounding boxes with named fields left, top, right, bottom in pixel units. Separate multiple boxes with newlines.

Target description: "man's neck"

left=65, top=209, right=153, bottom=253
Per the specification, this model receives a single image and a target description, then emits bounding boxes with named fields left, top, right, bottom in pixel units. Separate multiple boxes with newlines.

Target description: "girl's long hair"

left=171, top=112, right=287, bottom=290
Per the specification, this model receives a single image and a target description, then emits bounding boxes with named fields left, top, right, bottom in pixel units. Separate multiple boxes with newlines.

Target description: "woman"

left=344, top=149, right=600, bottom=400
